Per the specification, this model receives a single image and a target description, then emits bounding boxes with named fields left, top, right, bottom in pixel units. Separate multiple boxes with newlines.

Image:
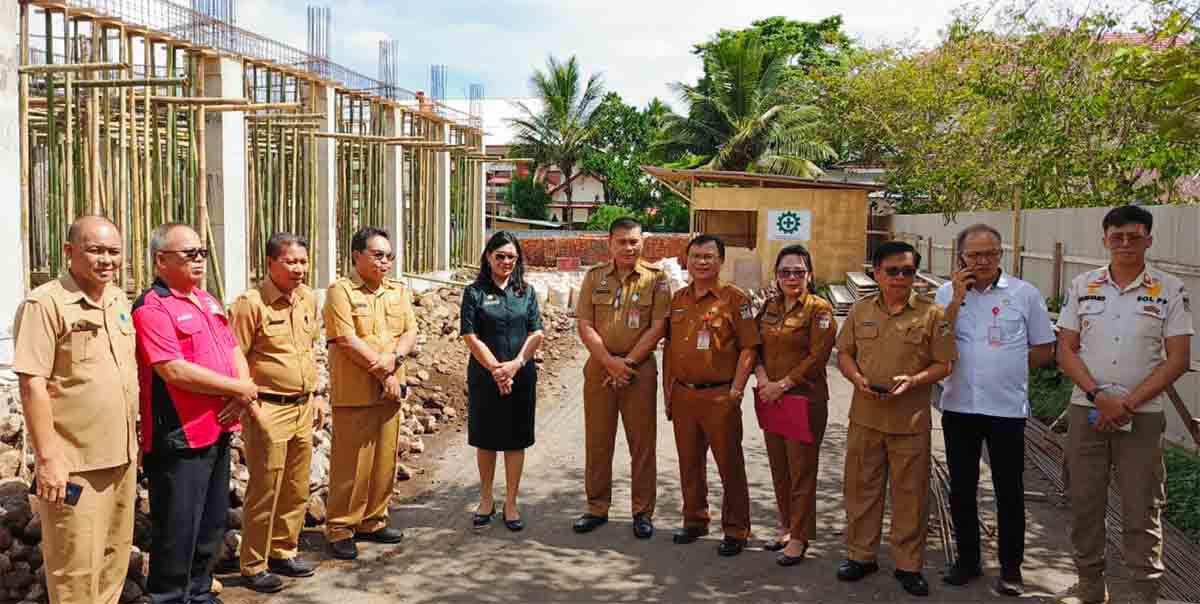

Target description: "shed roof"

left=641, top=166, right=884, bottom=202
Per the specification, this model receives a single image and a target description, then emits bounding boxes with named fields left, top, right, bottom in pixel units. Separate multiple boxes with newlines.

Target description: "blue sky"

left=234, top=0, right=1148, bottom=109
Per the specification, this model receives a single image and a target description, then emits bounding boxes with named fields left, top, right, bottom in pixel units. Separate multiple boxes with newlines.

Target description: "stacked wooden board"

left=827, top=284, right=856, bottom=316
left=846, top=271, right=879, bottom=300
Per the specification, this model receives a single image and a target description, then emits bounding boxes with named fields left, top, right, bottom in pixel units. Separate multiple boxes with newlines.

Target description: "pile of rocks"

left=0, top=282, right=581, bottom=603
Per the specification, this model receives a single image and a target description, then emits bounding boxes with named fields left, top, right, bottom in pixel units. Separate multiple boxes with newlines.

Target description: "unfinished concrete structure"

left=3, top=0, right=495, bottom=345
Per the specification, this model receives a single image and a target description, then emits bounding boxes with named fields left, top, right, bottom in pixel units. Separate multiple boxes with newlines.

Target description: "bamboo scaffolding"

left=20, top=61, right=130, bottom=74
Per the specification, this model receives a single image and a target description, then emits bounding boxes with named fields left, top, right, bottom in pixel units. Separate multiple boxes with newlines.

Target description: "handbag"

left=753, top=389, right=814, bottom=444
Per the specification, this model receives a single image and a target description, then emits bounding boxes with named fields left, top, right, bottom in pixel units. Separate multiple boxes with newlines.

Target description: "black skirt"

left=466, top=360, right=537, bottom=451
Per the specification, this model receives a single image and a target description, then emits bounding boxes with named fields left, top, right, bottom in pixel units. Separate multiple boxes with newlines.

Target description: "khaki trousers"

left=671, top=384, right=751, bottom=540
left=843, top=422, right=931, bottom=572
left=764, top=399, right=828, bottom=543
left=39, top=462, right=136, bottom=604
left=239, top=399, right=314, bottom=575
left=583, top=357, right=658, bottom=518
left=1066, top=406, right=1166, bottom=583
left=325, top=403, right=401, bottom=542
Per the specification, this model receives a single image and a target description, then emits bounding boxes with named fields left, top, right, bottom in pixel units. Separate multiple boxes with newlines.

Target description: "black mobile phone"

left=869, top=384, right=893, bottom=395
left=29, top=477, right=83, bottom=506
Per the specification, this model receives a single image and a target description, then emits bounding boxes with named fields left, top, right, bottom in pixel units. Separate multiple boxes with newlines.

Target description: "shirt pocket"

left=591, top=291, right=616, bottom=320
left=386, top=301, right=409, bottom=334
left=1077, top=299, right=1106, bottom=336
left=263, top=317, right=290, bottom=343
left=351, top=306, right=375, bottom=335
left=711, top=316, right=736, bottom=349
left=998, top=308, right=1026, bottom=343
left=903, top=324, right=928, bottom=345
left=69, top=327, right=100, bottom=364
left=176, top=319, right=205, bottom=359
left=1135, top=304, right=1166, bottom=337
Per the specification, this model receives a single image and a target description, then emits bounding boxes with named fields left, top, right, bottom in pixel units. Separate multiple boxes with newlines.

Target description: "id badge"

left=987, top=324, right=1002, bottom=347
left=627, top=308, right=641, bottom=329
left=696, top=328, right=711, bottom=351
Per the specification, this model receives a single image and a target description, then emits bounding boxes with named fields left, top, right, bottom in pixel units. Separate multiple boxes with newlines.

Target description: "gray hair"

left=955, top=223, right=1003, bottom=253
left=149, top=222, right=195, bottom=258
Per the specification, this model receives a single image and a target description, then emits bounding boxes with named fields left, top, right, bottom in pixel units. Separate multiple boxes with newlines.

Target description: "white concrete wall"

left=314, top=85, right=337, bottom=288
left=203, top=57, right=247, bottom=303
left=551, top=175, right=605, bottom=204
left=0, top=1, right=24, bottom=371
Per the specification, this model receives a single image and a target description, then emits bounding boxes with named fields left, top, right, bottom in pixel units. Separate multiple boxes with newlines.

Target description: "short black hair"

left=1102, top=205, right=1153, bottom=234
left=609, top=217, right=642, bottom=237
left=872, top=240, right=921, bottom=268
left=687, top=234, right=725, bottom=260
left=266, top=232, right=309, bottom=259
left=774, top=244, right=817, bottom=294
left=351, top=227, right=389, bottom=253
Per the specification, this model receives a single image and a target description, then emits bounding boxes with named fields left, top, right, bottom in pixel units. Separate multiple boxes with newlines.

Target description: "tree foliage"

left=581, top=93, right=657, bottom=209
left=507, top=175, right=553, bottom=221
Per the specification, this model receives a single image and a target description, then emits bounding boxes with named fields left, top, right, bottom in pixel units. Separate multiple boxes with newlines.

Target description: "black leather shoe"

left=327, top=538, right=358, bottom=560
left=672, top=526, right=708, bottom=544
left=764, top=539, right=788, bottom=552
left=632, top=514, right=654, bottom=539
left=895, top=570, right=931, bottom=596
left=473, top=505, right=496, bottom=529
left=573, top=514, right=608, bottom=533
left=717, top=537, right=747, bottom=557
left=268, top=557, right=316, bottom=578
left=942, top=561, right=982, bottom=586
left=355, top=527, right=404, bottom=544
left=837, top=559, right=880, bottom=582
left=244, top=571, right=284, bottom=593
left=776, top=542, right=809, bottom=566
left=504, top=517, right=524, bottom=532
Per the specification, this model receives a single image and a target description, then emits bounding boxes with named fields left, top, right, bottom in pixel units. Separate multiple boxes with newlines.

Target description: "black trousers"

left=941, top=411, right=1026, bottom=574
left=146, top=433, right=231, bottom=604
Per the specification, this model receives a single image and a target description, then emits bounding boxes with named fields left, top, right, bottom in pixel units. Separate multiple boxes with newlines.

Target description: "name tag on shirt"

left=483, top=295, right=500, bottom=306
left=627, top=308, right=641, bottom=329
left=988, top=324, right=1003, bottom=347
left=697, top=328, right=711, bottom=351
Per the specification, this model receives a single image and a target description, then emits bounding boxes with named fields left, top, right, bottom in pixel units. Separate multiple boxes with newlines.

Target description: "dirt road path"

left=229, top=349, right=1081, bottom=604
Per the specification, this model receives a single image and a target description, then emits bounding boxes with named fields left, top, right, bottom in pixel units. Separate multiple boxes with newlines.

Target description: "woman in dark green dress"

left=460, top=231, right=544, bottom=531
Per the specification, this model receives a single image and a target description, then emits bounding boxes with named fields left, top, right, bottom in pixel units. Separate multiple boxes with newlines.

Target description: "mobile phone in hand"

left=869, top=384, right=893, bottom=395
left=29, top=478, right=83, bottom=506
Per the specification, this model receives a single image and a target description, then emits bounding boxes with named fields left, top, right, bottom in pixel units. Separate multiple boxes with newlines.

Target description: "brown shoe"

left=1059, top=579, right=1108, bottom=604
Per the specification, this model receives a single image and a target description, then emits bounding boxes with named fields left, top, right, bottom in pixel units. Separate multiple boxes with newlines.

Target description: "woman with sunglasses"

left=460, top=231, right=545, bottom=532
left=753, top=244, right=837, bottom=566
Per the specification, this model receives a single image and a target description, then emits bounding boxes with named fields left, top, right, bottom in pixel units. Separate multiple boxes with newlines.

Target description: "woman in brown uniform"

left=754, top=244, right=838, bottom=566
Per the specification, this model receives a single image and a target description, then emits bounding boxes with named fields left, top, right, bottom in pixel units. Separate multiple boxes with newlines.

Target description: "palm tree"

left=657, top=33, right=835, bottom=178
left=508, top=55, right=604, bottom=224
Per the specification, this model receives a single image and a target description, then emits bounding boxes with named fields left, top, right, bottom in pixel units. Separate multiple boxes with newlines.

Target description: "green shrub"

left=1029, top=367, right=1073, bottom=425
left=1164, top=444, right=1200, bottom=543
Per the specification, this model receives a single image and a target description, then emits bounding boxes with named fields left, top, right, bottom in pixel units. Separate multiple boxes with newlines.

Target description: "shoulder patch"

left=817, top=313, right=832, bottom=330
left=739, top=303, right=753, bottom=320
left=938, top=321, right=952, bottom=337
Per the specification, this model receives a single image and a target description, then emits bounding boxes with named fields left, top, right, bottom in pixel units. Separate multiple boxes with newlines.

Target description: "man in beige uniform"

left=323, top=227, right=417, bottom=560
left=1057, top=205, right=1193, bottom=604
left=836, top=241, right=956, bottom=597
left=573, top=218, right=669, bottom=539
left=13, top=216, right=138, bottom=604
left=230, top=233, right=320, bottom=592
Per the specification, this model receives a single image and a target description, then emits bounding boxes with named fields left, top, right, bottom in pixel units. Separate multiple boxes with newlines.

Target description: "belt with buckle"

left=259, top=392, right=311, bottom=405
left=678, top=381, right=732, bottom=390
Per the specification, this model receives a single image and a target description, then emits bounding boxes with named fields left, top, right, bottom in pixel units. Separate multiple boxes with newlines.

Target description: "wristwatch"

left=1085, top=388, right=1098, bottom=403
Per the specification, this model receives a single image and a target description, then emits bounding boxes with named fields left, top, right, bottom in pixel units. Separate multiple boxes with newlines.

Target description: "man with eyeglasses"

left=13, top=216, right=139, bottom=603
left=132, top=222, right=261, bottom=604
left=1056, top=205, right=1193, bottom=604
left=228, top=233, right=321, bottom=592
left=835, top=240, right=956, bottom=597
left=662, top=234, right=760, bottom=557
left=322, top=227, right=417, bottom=560
left=934, top=224, right=1055, bottom=597
left=573, top=217, right=669, bottom=539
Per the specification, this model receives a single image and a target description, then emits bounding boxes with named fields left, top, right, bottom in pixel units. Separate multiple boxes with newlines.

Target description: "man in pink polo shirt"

left=132, top=222, right=260, bottom=604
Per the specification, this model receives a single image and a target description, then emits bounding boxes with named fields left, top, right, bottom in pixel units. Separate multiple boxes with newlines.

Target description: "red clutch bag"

left=753, top=390, right=814, bottom=444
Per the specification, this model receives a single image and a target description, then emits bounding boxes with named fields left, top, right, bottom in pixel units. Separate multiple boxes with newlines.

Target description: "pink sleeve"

left=134, top=301, right=184, bottom=365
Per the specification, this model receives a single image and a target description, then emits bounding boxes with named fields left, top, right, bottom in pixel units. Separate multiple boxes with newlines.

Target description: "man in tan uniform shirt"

left=13, top=216, right=138, bottom=604
left=663, top=234, right=761, bottom=557
left=323, top=227, right=417, bottom=560
left=573, top=218, right=669, bottom=539
left=835, top=241, right=956, bottom=597
left=229, top=233, right=320, bottom=592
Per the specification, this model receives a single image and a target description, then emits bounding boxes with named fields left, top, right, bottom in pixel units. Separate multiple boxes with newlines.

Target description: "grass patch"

left=1027, top=366, right=1200, bottom=543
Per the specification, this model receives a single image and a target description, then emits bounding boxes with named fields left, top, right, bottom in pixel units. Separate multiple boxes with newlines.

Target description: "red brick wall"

left=519, top=234, right=691, bottom=267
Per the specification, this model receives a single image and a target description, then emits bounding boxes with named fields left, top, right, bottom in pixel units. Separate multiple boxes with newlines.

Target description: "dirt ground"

left=214, top=341, right=1125, bottom=604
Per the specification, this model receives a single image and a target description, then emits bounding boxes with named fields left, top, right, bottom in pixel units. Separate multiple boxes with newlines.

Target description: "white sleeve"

left=1165, top=282, right=1195, bottom=338
left=1024, top=285, right=1057, bottom=345
left=934, top=283, right=953, bottom=307
left=1057, top=277, right=1082, bottom=333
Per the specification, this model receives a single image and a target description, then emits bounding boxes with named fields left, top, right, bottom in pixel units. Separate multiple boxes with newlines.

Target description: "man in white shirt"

left=935, top=224, right=1056, bottom=597
left=1056, top=205, right=1193, bottom=604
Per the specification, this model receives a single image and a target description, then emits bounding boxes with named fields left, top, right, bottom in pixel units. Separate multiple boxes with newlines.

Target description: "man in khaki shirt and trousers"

left=836, top=241, right=956, bottom=597
left=229, top=233, right=321, bottom=592
left=13, top=216, right=139, bottom=604
left=323, top=227, right=417, bottom=560
left=572, top=218, right=669, bottom=539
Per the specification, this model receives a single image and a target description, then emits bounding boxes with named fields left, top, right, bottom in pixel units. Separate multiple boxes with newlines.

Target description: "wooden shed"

left=644, top=167, right=882, bottom=289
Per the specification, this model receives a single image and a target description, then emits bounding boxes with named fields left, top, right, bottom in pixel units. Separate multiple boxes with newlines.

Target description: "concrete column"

left=383, top=108, right=404, bottom=278
left=435, top=124, right=451, bottom=271
left=477, top=143, right=488, bottom=257
left=203, top=57, right=247, bottom=303
left=314, top=85, right=338, bottom=288
left=0, top=1, right=25, bottom=372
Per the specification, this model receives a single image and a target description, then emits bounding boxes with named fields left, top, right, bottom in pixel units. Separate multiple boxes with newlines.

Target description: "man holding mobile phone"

left=835, top=241, right=956, bottom=597
left=935, top=225, right=1055, bottom=597
left=13, top=216, right=139, bottom=604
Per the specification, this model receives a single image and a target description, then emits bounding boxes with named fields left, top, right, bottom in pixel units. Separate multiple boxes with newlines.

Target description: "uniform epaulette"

left=588, top=261, right=613, bottom=274
left=638, top=260, right=662, bottom=272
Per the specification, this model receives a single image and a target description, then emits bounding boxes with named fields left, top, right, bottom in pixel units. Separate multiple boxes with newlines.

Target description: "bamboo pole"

left=208, top=101, right=299, bottom=112
left=64, top=71, right=74, bottom=224
left=56, top=77, right=188, bottom=88
left=19, top=62, right=131, bottom=74
left=1011, top=190, right=1023, bottom=276
left=18, top=0, right=31, bottom=292
left=197, top=105, right=208, bottom=290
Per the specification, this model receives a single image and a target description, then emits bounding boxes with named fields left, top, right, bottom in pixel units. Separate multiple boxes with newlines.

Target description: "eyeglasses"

left=882, top=266, right=918, bottom=277
left=1105, top=233, right=1147, bottom=246
left=492, top=252, right=518, bottom=262
left=363, top=250, right=396, bottom=263
left=962, top=249, right=1002, bottom=262
left=688, top=253, right=719, bottom=263
left=83, top=246, right=122, bottom=257
left=776, top=269, right=809, bottom=279
left=159, top=248, right=209, bottom=261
